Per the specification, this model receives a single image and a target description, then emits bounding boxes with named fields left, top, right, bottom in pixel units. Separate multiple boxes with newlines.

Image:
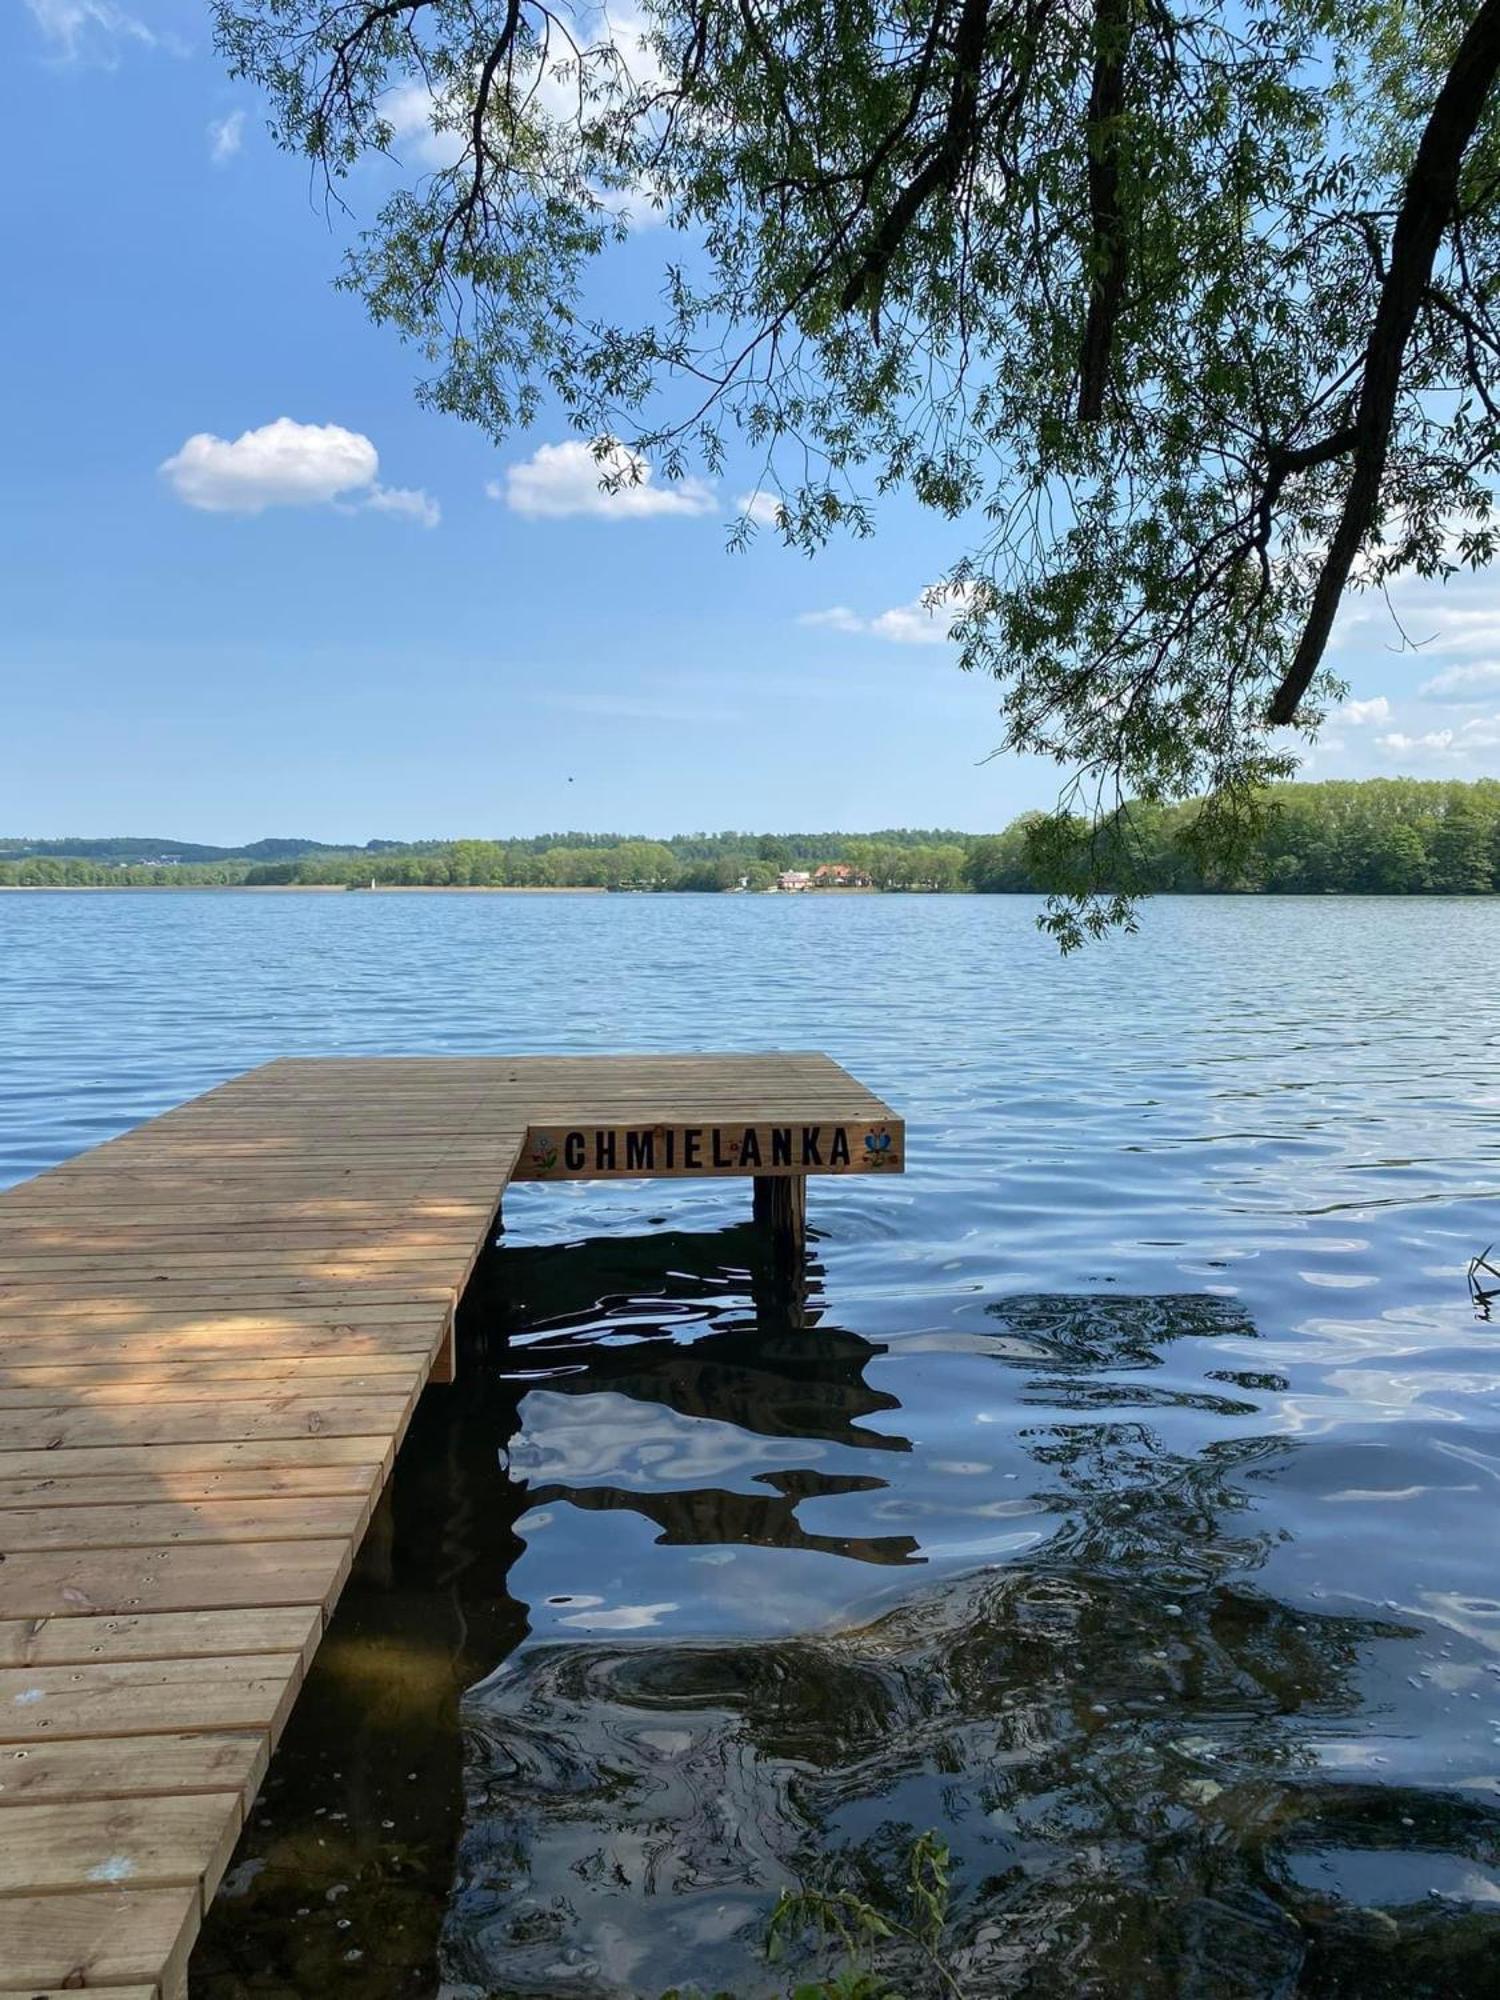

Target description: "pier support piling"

left=753, top=1173, right=806, bottom=1268
left=430, top=1312, right=456, bottom=1385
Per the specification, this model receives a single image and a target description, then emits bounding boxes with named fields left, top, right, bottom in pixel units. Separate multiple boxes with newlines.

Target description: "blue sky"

left=6, top=1, right=1500, bottom=845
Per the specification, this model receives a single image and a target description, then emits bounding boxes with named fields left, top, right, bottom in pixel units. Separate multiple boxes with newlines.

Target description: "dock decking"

left=0, top=1053, right=902, bottom=1996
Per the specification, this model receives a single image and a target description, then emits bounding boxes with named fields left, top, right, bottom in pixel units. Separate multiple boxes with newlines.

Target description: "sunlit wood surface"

left=0, top=1052, right=900, bottom=1996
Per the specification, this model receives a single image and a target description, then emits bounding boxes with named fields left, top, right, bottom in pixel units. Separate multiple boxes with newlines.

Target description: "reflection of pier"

left=462, top=1223, right=917, bottom=1567
left=0, top=1052, right=902, bottom=1995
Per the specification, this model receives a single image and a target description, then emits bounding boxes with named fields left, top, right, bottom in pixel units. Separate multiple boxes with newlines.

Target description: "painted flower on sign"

left=528, top=1136, right=558, bottom=1175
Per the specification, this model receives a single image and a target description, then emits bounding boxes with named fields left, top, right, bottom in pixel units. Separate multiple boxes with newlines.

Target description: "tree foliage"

left=216, top=0, right=1500, bottom=936
left=963, top=775, right=1500, bottom=895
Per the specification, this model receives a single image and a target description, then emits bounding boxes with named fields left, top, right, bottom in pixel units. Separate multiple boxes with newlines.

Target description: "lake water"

left=3, top=890, right=1499, bottom=1997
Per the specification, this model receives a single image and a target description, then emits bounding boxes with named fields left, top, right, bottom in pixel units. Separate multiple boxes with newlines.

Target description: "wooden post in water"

left=753, top=1172, right=807, bottom=1270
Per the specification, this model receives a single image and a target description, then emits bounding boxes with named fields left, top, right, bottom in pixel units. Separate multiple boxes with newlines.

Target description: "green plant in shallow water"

left=765, top=1830, right=964, bottom=2000
left=656, top=1830, right=964, bottom=1999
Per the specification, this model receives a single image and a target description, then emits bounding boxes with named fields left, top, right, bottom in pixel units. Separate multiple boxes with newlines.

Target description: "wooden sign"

left=513, top=1118, right=904, bottom=1181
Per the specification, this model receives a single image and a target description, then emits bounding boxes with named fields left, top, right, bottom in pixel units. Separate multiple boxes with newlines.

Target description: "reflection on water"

left=496, top=1226, right=917, bottom=1573
left=194, top=1229, right=1500, bottom=1999
left=4, top=891, right=1499, bottom=1995
left=446, top=1581, right=1500, bottom=1999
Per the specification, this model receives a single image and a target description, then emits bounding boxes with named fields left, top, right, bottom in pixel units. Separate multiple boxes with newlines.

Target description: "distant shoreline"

left=0, top=884, right=611, bottom=895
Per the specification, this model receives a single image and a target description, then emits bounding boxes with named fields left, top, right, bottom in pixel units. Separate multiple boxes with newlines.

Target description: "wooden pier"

left=0, top=1052, right=902, bottom=1996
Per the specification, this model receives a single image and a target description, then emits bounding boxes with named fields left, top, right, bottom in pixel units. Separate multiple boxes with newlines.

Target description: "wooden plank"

left=0, top=1299, right=447, bottom=1328
left=0, top=1195, right=495, bottom=1221
left=0, top=1886, right=198, bottom=1991
left=0, top=1989, right=157, bottom=1999
left=0, top=1353, right=428, bottom=1388
left=0, top=1607, right=322, bottom=1669
left=0, top=1465, right=379, bottom=1512
left=0, top=1654, right=306, bottom=1743
left=0, top=1793, right=245, bottom=1902
left=0, top=1392, right=415, bottom=1451
left=0, top=1494, right=372, bottom=1554
left=0, top=1265, right=467, bottom=1295
left=0, top=1242, right=478, bottom=1276
left=0, top=1540, right=351, bottom=1621
left=0, top=1436, right=396, bottom=1482
left=0, top=1337, right=435, bottom=1372
left=0, top=1366, right=424, bottom=1409
left=0, top=1732, right=267, bottom=1807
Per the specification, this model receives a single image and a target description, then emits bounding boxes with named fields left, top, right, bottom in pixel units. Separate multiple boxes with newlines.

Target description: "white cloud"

left=1337, top=695, right=1390, bottom=726
left=24, top=0, right=175, bottom=61
left=493, top=439, right=715, bottom=520
left=1378, top=728, right=1459, bottom=757
left=162, top=419, right=376, bottom=514
left=1459, top=715, right=1500, bottom=750
left=737, top=491, right=782, bottom=530
left=208, top=109, right=245, bottom=164
left=381, top=79, right=464, bottom=168
left=802, top=605, right=880, bottom=636
left=1415, top=606, right=1500, bottom=653
left=532, top=5, right=666, bottom=121
left=362, top=483, right=441, bottom=529
left=160, top=417, right=436, bottom=525
left=1418, top=661, right=1500, bottom=705
left=1377, top=705, right=1500, bottom=761
left=800, top=583, right=978, bottom=646
left=380, top=13, right=667, bottom=226
left=557, top=1601, right=677, bottom=1631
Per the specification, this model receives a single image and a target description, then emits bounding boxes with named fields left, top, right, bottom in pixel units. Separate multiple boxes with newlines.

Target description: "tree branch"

left=1077, top=0, right=1131, bottom=421
left=1267, top=0, right=1500, bottom=724
left=837, top=0, right=994, bottom=322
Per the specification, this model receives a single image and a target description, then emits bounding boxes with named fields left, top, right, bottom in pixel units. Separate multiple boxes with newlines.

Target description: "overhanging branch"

left=1077, top=0, right=1131, bottom=422
left=1267, top=0, right=1500, bottom=725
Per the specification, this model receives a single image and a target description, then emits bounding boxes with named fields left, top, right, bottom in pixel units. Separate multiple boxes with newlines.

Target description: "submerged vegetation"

left=8, top=780, right=1500, bottom=896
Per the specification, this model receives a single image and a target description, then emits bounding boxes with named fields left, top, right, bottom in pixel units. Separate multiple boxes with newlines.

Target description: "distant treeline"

left=244, top=832, right=972, bottom=891
left=965, top=778, right=1500, bottom=896
left=0, top=830, right=972, bottom=891
left=0, top=836, right=346, bottom=866
left=5, top=782, right=1500, bottom=893
left=0, top=860, right=255, bottom=887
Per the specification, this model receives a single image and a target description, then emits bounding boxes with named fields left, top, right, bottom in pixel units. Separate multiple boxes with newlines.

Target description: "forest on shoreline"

left=4, top=779, right=1500, bottom=894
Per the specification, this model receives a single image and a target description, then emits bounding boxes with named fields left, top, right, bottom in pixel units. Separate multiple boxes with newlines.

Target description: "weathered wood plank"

left=0, top=1464, right=379, bottom=1511
left=0, top=1732, right=267, bottom=1808
left=0, top=1494, right=371, bottom=1553
left=0, top=1793, right=245, bottom=1902
left=0, top=1540, right=351, bottom=1621
left=0, top=1654, right=306, bottom=1743
left=0, top=1886, right=198, bottom=1990
left=0, top=1353, right=426, bottom=1389
left=0, top=1607, right=322, bottom=1669
left=0, top=1366, right=424, bottom=1408
left=0, top=1989, right=157, bottom=1999
left=0, top=1436, right=396, bottom=1482
left=0, top=1392, right=415, bottom=1451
